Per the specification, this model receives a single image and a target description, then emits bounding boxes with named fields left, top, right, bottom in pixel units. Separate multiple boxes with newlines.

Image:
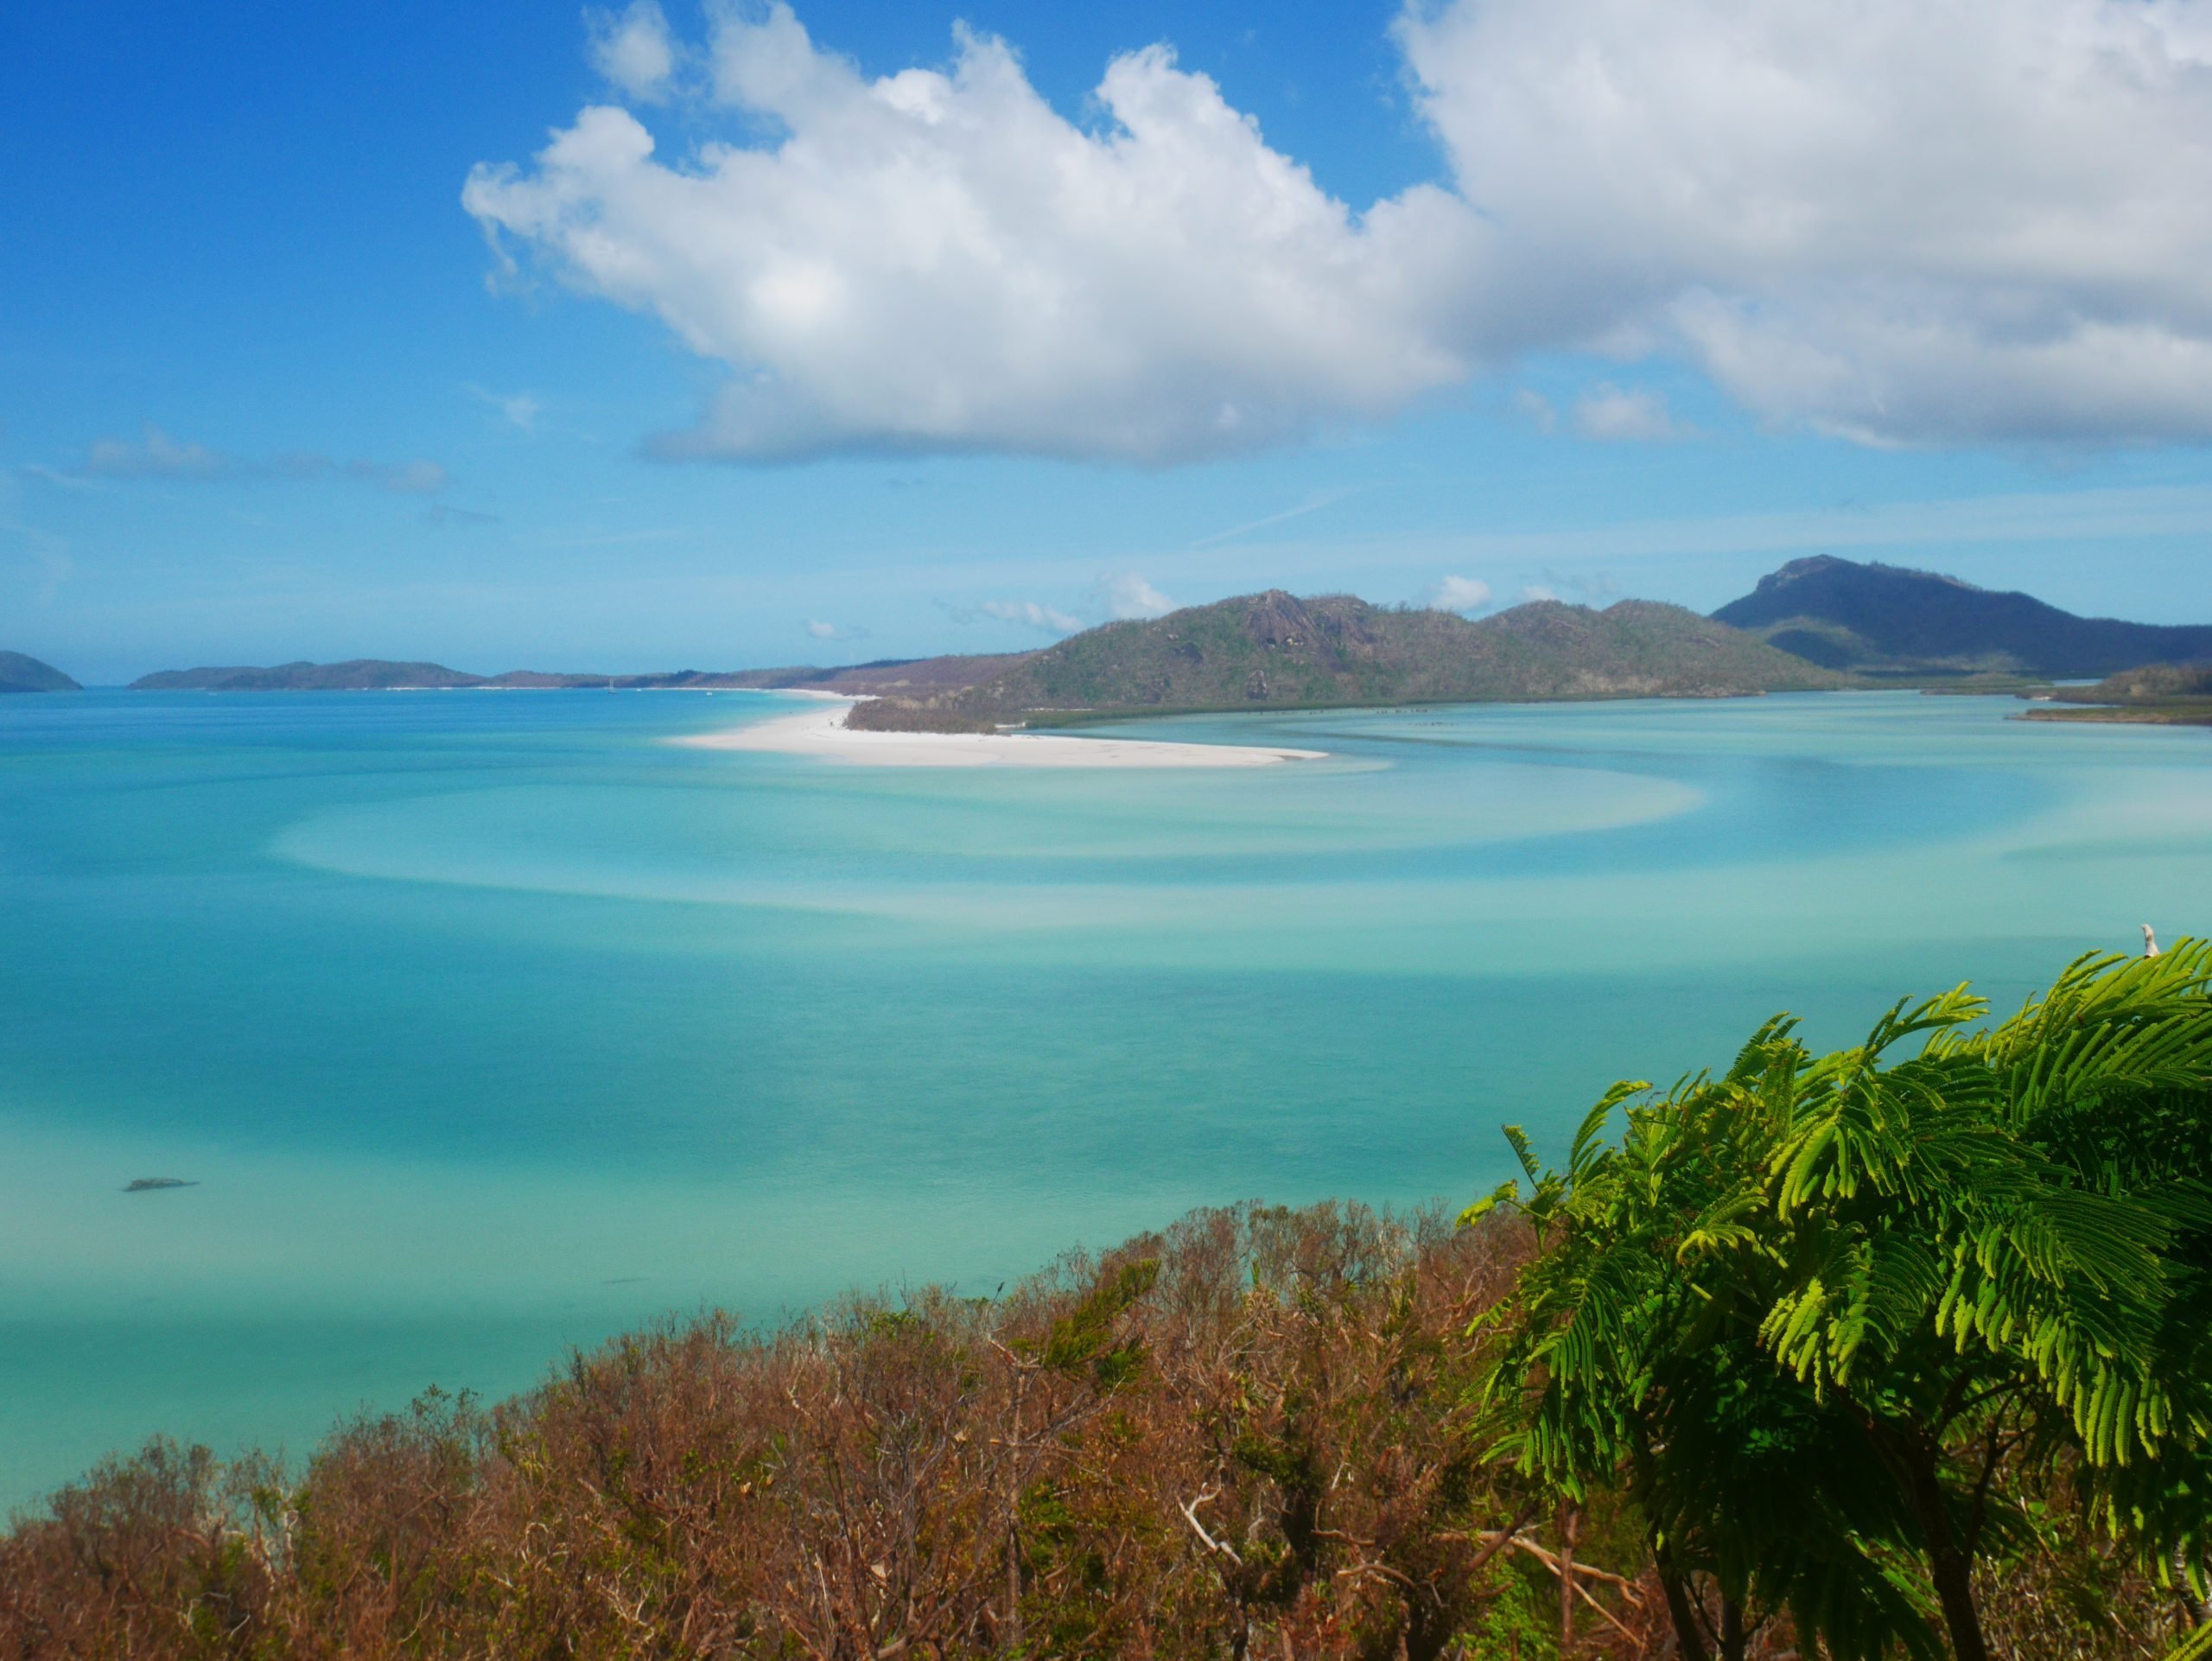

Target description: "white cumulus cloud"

left=467, top=0, right=2212, bottom=460
left=982, top=599, right=1084, bottom=633
left=1425, top=574, right=1493, bottom=613
left=464, top=4, right=1480, bottom=463
left=1572, top=385, right=1687, bottom=442
left=587, top=1, right=677, bottom=101
left=1101, top=573, right=1175, bottom=619
left=1399, top=0, right=2212, bottom=445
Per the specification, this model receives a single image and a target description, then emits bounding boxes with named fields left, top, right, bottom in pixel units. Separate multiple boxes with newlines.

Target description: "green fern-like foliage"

left=1475, top=946, right=2212, bottom=1660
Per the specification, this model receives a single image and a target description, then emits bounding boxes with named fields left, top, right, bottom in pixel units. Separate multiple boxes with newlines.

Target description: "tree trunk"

left=1902, top=1440, right=1989, bottom=1661
left=2177, top=1548, right=2209, bottom=1629
left=1719, top=1594, right=1745, bottom=1661
left=1558, top=1505, right=1579, bottom=1658
left=1656, top=1563, right=1712, bottom=1661
left=1926, top=1547, right=1987, bottom=1661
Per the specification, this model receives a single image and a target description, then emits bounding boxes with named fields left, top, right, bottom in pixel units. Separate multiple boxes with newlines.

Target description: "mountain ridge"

left=1712, top=555, right=2212, bottom=677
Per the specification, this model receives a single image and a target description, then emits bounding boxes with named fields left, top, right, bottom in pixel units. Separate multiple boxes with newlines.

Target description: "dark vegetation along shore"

left=2022, top=665, right=2212, bottom=729
left=7, top=948, right=2210, bottom=1659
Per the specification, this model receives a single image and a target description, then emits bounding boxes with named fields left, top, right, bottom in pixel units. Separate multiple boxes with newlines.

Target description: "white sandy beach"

left=674, top=701, right=1326, bottom=768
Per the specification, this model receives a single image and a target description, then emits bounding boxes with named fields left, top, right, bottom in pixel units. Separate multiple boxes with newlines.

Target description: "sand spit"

left=673, top=703, right=1326, bottom=768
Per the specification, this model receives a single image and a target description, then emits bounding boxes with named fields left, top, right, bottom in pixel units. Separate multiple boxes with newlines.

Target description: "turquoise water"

left=3, top=688, right=2208, bottom=1507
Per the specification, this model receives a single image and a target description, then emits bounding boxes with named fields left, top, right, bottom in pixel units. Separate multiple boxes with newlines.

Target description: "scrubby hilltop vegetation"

left=5, top=949, right=2210, bottom=1659
left=850, top=591, right=1843, bottom=732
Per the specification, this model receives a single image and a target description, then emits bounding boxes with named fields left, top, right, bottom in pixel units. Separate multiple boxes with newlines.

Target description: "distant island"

left=131, top=659, right=488, bottom=691
left=120, top=595, right=1842, bottom=735
left=845, top=590, right=1843, bottom=733
left=80, top=555, right=2212, bottom=731
left=0, top=652, right=79, bottom=694
left=1712, top=553, right=2212, bottom=678
left=2019, top=662, right=2212, bottom=727
left=124, top=654, right=1034, bottom=696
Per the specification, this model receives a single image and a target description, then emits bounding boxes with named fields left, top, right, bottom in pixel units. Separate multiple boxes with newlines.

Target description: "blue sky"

left=5, top=0, right=2211, bottom=683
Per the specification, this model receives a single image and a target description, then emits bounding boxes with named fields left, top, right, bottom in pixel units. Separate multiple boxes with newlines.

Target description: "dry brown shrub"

left=0, top=1204, right=1700, bottom=1660
left=0, top=1438, right=283, bottom=1658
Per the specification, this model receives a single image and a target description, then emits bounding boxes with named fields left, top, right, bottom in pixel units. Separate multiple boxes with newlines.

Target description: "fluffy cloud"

left=1100, top=573, right=1175, bottom=620
left=1400, top=0, right=2212, bottom=445
left=982, top=599, right=1084, bottom=633
left=805, top=618, right=869, bottom=641
left=587, top=1, right=677, bottom=101
left=1425, top=574, right=1492, bottom=613
left=467, top=0, right=2212, bottom=459
left=1572, top=385, right=1686, bottom=442
left=464, top=5, right=1478, bottom=462
left=79, top=427, right=450, bottom=494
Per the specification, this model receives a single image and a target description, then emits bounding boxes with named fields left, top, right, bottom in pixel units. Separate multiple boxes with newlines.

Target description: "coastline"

left=672, top=701, right=1327, bottom=767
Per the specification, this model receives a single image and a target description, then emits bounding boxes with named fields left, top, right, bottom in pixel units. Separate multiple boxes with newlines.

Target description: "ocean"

left=3, top=686, right=2205, bottom=1507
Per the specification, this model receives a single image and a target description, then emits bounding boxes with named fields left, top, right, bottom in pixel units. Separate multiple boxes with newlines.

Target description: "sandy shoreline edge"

left=671, top=700, right=1327, bottom=768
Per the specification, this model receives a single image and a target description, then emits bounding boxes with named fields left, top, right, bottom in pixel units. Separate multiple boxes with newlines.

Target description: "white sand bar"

left=674, top=703, right=1326, bottom=768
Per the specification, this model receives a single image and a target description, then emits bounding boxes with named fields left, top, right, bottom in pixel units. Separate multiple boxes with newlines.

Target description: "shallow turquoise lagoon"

left=3, top=688, right=2208, bottom=1505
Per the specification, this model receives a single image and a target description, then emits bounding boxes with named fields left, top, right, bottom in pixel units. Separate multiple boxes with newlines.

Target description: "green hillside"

left=1713, top=555, right=2212, bottom=678
left=0, top=651, right=80, bottom=693
left=849, top=590, right=1844, bottom=730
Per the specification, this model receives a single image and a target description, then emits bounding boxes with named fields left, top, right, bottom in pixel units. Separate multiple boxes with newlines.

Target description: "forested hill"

left=849, top=590, right=1844, bottom=731
left=0, top=652, right=79, bottom=693
left=1713, top=555, right=2212, bottom=677
left=131, top=660, right=487, bottom=690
